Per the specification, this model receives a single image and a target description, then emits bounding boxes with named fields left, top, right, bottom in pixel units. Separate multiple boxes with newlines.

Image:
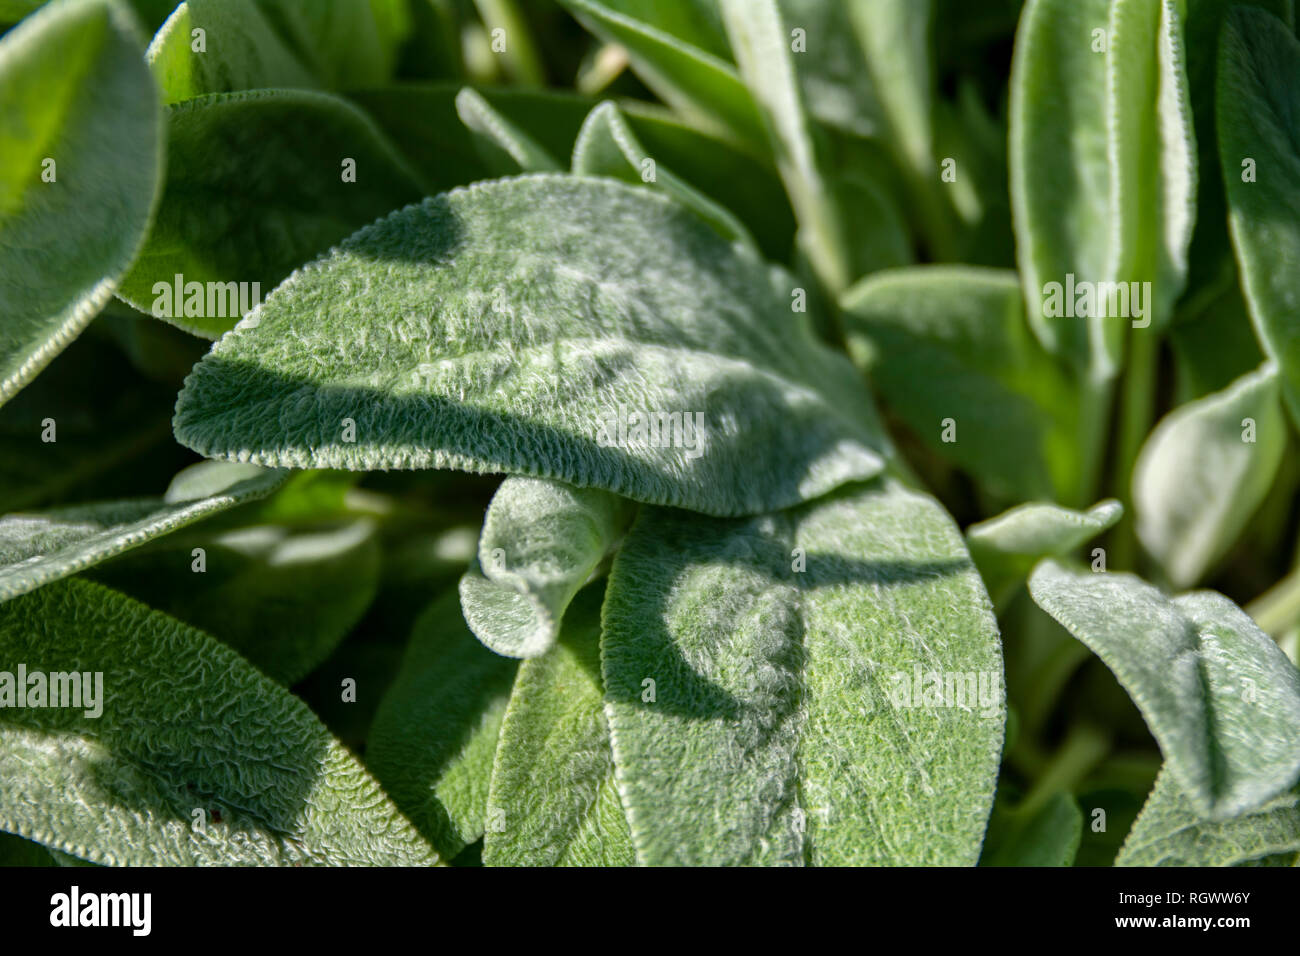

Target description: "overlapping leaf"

left=116, top=88, right=426, bottom=337
left=602, top=478, right=1004, bottom=865
left=0, top=0, right=162, bottom=406
left=1029, top=561, right=1300, bottom=819
left=174, top=174, right=888, bottom=517
left=0, top=579, right=438, bottom=866
left=483, top=584, right=634, bottom=866
left=0, top=461, right=286, bottom=602
left=460, top=477, right=632, bottom=659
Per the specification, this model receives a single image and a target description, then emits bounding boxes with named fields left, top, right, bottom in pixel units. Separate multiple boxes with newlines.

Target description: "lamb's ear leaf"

left=967, top=499, right=1122, bottom=607
left=1117, top=768, right=1300, bottom=866
left=0, top=462, right=288, bottom=604
left=556, top=0, right=765, bottom=152
left=572, top=100, right=757, bottom=250
left=455, top=87, right=561, bottom=173
left=0, top=0, right=163, bottom=407
left=0, top=578, right=439, bottom=866
left=1028, top=560, right=1300, bottom=819
left=980, top=791, right=1084, bottom=867
left=772, top=0, right=884, bottom=139
left=366, top=592, right=519, bottom=858
left=174, top=174, right=888, bottom=517
left=147, top=0, right=317, bottom=104
left=1010, top=0, right=1195, bottom=375
left=1219, top=7, right=1300, bottom=428
left=89, top=514, right=381, bottom=685
left=460, top=477, right=633, bottom=659
left=841, top=267, right=1080, bottom=504
left=483, top=583, right=634, bottom=866
left=602, top=479, right=1004, bottom=865
left=116, top=89, right=426, bottom=339
left=1182, top=0, right=1292, bottom=296
left=1135, top=363, right=1285, bottom=589
left=720, top=0, right=853, bottom=293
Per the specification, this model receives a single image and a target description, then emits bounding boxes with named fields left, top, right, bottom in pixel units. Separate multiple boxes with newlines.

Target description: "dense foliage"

left=1, top=0, right=1299, bottom=867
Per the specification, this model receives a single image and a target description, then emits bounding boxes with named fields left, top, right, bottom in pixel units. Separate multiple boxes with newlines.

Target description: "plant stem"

left=472, top=0, right=546, bottom=86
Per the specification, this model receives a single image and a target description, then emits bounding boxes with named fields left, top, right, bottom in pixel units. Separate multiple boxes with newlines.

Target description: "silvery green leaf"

left=1011, top=0, right=1195, bottom=375
left=602, top=479, right=1004, bottom=866
left=774, top=0, right=884, bottom=139
left=1182, top=0, right=1292, bottom=292
left=844, top=0, right=935, bottom=182
left=483, top=584, right=634, bottom=866
left=572, top=100, right=756, bottom=249
left=460, top=477, right=633, bottom=659
left=967, top=499, right=1122, bottom=606
left=0, top=461, right=287, bottom=603
left=1135, top=363, right=1285, bottom=589
left=147, top=0, right=317, bottom=104
left=251, top=0, right=410, bottom=90
left=366, top=592, right=519, bottom=858
left=720, top=0, right=852, bottom=292
left=91, top=516, right=381, bottom=685
left=174, top=174, right=888, bottom=517
left=1028, top=560, right=1300, bottom=819
left=981, top=791, right=1083, bottom=867
left=0, top=0, right=162, bottom=406
left=0, top=578, right=438, bottom=866
left=455, top=87, right=561, bottom=173
left=115, top=88, right=426, bottom=338
left=556, top=0, right=765, bottom=151
left=841, top=267, right=1081, bottom=503
left=1219, top=7, right=1300, bottom=427
left=1117, top=768, right=1300, bottom=866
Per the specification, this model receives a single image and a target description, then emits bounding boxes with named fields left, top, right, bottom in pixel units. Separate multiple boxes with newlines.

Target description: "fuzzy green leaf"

left=0, top=578, right=438, bottom=865
left=556, top=0, right=765, bottom=151
left=483, top=583, right=634, bottom=866
left=1028, top=560, right=1300, bottom=819
left=1011, top=0, right=1195, bottom=374
left=174, top=174, right=888, bottom=517
left=967, top=499, right=1122, bottom=606
left=841, top=267, right=1081, bottom=503
left=1135, top=363, right=1285, bottom=588
left=0, top=461, right=287, bottom=603
left=366, top=592, right=519, bottom=858
left=1219, top=7, right=1300, bottom=427
left=572, top=100, right=756, bottom=249
left=0, top=0, right=162, bottom=406
left=115, top=89, right=426, bottom=338
left=147, top=0, right=317, bottom=104
left=1117, top=768, right=1300, bottom=866
left=455, top=86, right=561, bottom=173
left=460, top=477, right=632, bottom=659
left=602, top=479, right=1004, bottom=866
left=720, top=0, right=852, bottom=292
